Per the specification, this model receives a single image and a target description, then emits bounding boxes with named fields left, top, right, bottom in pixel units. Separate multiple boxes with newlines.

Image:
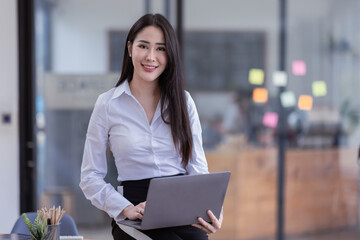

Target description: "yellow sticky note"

left=249, top=69, right=264, bottom=85
left=312, top=81, right=327, bottom=97
left=298, top=95, right=313, bottom=111
left=253, top=88, right=268, bottom=103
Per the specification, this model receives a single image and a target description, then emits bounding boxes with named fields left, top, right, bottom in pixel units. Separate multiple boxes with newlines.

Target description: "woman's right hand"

left=121, top=201, right=146, bottom=220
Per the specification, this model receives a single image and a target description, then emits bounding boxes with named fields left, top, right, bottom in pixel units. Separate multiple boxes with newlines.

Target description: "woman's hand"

left=192, top=209, right=223, bottom=235
left=121, top=201, right=146, bottom=220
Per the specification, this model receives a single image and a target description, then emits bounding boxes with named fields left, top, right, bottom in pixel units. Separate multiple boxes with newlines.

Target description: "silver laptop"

left=117, top=171, right=231, bottom=230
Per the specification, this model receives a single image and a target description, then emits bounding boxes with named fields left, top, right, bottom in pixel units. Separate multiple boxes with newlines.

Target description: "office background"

left=1, top=0, right=360, bottom=239
left=0, top=0, right=19, bottom=233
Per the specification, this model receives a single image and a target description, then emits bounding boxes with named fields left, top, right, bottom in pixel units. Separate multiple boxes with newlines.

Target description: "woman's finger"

left=136, top=202, right=146, bottom=217
left=136, top=207, right=144, bottom=215
left=192, top=223, right=212, bottom=234
left=197, top=217, right=217, bottom=234
left=207, top=210, right=221, bottom=229
left=139, top=201, right=146, bottom=209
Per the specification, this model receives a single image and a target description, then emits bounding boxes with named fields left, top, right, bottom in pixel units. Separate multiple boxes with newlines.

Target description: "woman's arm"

left=184, top=91, right=209, bottom=174
left=79, top=94, right=132, bottom=221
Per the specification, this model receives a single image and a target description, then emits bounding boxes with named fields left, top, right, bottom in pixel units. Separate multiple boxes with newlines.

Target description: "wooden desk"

left=207, top=145, right=358, bottom=240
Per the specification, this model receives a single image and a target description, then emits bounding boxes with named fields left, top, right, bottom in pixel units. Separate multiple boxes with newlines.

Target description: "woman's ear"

left=127, top=41, right=132, bottom=57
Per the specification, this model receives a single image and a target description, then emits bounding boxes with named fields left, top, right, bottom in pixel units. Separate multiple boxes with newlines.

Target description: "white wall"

left=50, top=0, right=179, bottom=74
left=0, top=0, right=19, bottom=233
left=52, top=0, right=145, bottom=73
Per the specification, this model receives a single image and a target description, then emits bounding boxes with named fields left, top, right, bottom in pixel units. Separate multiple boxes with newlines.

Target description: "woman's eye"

left=157, top=47, right=166, bottom=51
left=138, top=45, right=147, bottom=49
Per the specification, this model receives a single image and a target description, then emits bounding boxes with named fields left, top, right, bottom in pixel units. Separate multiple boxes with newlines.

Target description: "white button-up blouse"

left=79, top=80, right=208, bottom=221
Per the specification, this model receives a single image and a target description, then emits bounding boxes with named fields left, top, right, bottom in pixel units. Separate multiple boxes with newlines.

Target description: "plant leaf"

left=34, top=214, right=40, bottom=233
left=22, top=213, right=38, bottom=239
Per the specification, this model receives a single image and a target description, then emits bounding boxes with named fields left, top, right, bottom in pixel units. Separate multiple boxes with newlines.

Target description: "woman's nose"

left=146, top=49, right=155, bottom=61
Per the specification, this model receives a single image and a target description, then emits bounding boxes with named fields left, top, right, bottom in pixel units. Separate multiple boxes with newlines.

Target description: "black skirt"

left=111, top=175, right=208, bottom=240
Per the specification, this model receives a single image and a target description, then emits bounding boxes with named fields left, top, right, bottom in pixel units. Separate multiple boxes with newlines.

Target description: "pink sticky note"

left=263, top=112, right=279, bottom=128
left=292, top=60, right=306, bottom=76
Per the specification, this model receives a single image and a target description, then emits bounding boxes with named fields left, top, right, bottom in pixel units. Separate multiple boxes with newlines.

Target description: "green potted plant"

left=22, top=213, right=48, bottom=240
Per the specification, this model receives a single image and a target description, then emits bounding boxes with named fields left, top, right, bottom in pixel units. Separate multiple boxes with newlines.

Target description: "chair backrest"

left=11, top=212, right=79, bottom=236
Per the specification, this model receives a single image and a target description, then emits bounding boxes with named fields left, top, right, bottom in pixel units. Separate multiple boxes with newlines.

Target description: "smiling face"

left=128, top=25, right=167, bottom=85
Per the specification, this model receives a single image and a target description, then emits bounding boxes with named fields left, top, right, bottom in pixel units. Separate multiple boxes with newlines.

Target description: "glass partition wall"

left=33, top=0, right=360, bottom=239
left=184, top=0, right=360, bottom=240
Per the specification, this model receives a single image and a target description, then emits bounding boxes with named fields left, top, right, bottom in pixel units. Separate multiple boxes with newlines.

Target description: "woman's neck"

left=129, top=77, right=161, bottom=125
left=129, top=78, right=160, bottom=100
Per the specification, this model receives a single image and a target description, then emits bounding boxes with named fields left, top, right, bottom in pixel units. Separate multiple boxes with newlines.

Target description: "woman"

left=80, top=13, right=222, bottom=240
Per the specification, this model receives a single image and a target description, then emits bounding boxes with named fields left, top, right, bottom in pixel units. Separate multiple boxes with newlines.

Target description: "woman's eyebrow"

left=137, top=40, right=166, bottom=45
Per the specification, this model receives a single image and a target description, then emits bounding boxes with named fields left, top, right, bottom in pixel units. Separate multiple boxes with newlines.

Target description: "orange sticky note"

left=292, top=60, right=306, bottom=76
left=263, top=112, right=279, bottom=128
left=249, top=69, right=264, bottom=85
left=253, top=88, right=268, bottom=103
left=298, top=95, right=313, bottom=110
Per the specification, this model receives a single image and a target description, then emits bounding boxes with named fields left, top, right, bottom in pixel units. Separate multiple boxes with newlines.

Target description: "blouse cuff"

left=105, top=189, right=133, bottom=221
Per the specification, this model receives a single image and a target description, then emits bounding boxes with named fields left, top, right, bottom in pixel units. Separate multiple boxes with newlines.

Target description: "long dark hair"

left=116, top=14, right=193, bottom=167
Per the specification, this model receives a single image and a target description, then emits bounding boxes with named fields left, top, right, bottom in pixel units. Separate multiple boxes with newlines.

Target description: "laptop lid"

left=137, top=171, right=231, bottom=230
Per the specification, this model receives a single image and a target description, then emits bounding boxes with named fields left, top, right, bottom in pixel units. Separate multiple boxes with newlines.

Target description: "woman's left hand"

left=191, top=209, right=223, bottom=235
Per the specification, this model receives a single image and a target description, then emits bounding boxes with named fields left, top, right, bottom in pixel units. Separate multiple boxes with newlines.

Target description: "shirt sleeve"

left=79, top=94, right=132, bottom=221
left=185, top=91, right=209, bottom=174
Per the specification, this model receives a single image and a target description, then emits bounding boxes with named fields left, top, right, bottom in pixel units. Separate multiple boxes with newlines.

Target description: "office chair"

left=11, top=212, right=79, bottom=236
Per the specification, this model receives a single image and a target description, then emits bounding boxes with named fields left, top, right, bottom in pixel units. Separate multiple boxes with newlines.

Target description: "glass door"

left=33, top=0, right=178, bottom=231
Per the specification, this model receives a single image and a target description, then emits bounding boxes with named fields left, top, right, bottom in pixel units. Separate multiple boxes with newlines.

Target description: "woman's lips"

left=142, top=64, right=158, bottom=72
